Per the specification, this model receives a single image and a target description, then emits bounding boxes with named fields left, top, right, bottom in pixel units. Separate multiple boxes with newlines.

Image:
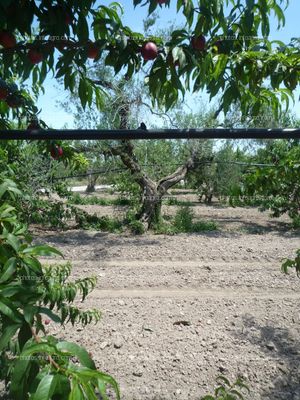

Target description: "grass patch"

left=68, top=193, right=131, bottom=206
left=154, top=206, right=217, bottom=234
left=75, top=210, right=123, bottom=233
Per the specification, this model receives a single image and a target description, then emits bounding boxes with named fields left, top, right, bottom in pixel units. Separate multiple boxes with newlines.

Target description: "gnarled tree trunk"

left=108, top=141, right=198, bottom=229
left=86, top=174, right=99, bottom=193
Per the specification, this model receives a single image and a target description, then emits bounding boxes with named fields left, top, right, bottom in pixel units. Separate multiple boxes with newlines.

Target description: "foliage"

left=230, top=140, right=300, bottom=227
left=128, top=219, right=145, bottom=235
left=21, top=198, right=78, bottom=229
left=282, top=250, right=300, bottom=277
left=1, top=1, right=299, bottom=129
left=153, top=206, right=217, bottom=235
left=112, top=170, right=141, bottom=207
left=75, top=209, right=123, bottom=233
left=187, top=141, right=249, bottom=204
left=0, top=176, right=119, bottom=399
left=201, top=375, right=250, bottom=400
left=173, top=205, right=194, bottom=232
left=173, top=206, right=217, bottom=233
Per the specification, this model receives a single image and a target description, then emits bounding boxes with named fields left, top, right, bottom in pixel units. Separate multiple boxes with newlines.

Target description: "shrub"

left=23, top=198, right=78, bottom=229
left=75, top=210, right=123, bottom=232
left=173, top=206, right=217, bottom=233
left=232, top=141, right=300, bottom=227
left=201, top=375, right=250, bottom=399
left=68, top=193, right=131, bottom=206
left=193, top=220, right=218, bottom=232
left=153, top=206, right=217, bottom=234
left=68, top=193, right=111, bottom=206
left=282, top=249, right=300, bottom=277
left=174, top=206, right=194, bottom=232
left=128, top=220, right=145, bottom=235
left=0, top=177, right=119, bottom=399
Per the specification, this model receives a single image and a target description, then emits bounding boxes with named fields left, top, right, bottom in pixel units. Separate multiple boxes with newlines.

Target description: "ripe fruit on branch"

left=191, top=35, right=206, bottom=51
left=87, top=43, right=99, bottom=59
left=141, top=42, right=158, bottom=61
left=44, top=319, right=51, bottom=325
left=65, top=13, right=72, bottom=25
left=0, top=80, right=9, bottom=100
left=0, top=30, right=16, bottom=48
left=50, top=145, right=63, bottom=159
left=28, top=49, right=44, bottom=64
left=6, top=94, right=24, bottom=108
left=0, top=87, right=8, bottom=100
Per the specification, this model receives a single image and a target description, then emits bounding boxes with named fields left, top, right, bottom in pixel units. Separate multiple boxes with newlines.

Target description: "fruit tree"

left=0, top=0, right=299, bottom=129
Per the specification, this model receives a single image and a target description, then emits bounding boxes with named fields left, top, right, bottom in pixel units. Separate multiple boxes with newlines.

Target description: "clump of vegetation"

left=128, top=219, right=145, bottom=235
left=68, top=193, right=131, bottom=206
left=282, top=249, right=300, bottom=277
left=173, top=206, right=217, bottom=233
left=153, top=206, right=217, bottom=234
left=22, top=198, right=79, bottom=229
left=201, top=376, right=250, bottom=400
left=75, top=210, right=123, bottom=233
left=231, top=140, right=300, bottom=228
left=0, top=176, right=119, bottom=399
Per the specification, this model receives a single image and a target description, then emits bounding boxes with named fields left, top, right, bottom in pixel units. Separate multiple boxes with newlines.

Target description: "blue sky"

left=36, top=0, right=300, bottom=128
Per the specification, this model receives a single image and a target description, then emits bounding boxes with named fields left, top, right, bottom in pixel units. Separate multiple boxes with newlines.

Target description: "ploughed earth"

left=30, top=191, right=300, bottom=399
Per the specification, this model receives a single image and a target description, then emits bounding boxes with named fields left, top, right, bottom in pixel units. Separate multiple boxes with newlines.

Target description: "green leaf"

left=10, top=357, right=31, bottom=400
left=78, top=78, right=88, bottom=109
left=52, top=375, right=70, bottom=398
left=31, top=374, right=58, bottom=400
left=68, top=382, right=84, bottom=400
left=56, top=341, right=96, bottom=369
left=0, top=295, right=23, bottom=322
left=5, top=233, right=21, bottom=252
left=0, top=257, right=17, bottom=283
left=0, top=323, right=21, bottom=351
left=77, top=14, right=89, bottom=41
left=39, top=307, right=62, bottom=324
left=22, top=245, right=63, bottom=257
left=23, top=305, right=38, bottom=324
left=217, top=375, right=231, bottom=386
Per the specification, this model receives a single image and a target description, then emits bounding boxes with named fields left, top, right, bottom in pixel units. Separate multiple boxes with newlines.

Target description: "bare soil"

left=35, top=199, right=300, bottom=400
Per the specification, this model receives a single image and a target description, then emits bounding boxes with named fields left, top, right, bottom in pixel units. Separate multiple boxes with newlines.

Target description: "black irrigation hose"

left=1, top=128, right=300, bottom=141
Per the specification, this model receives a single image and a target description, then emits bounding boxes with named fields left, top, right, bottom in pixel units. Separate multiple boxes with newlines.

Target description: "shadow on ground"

left=233, top=315, right=300, bottom=400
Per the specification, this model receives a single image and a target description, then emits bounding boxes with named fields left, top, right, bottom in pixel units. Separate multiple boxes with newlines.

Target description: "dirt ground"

left=35, top=199, right=300, bottom=400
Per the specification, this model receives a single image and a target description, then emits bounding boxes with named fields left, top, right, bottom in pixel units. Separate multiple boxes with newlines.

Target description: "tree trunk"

left=86, top=174, right=98, bottom=193
left=97, top=79, right=201, bottom=230
left=137, top=186, right=162, bottom=228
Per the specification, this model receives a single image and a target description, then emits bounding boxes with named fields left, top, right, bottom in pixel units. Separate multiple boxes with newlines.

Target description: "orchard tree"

left=232, top=139, right=300, bottom=227
left=0, top=1, right=300, bottom=397
left=64, top=66, right=218, bottom=228
left=0, top=0, right=299, bottom=130
left=0, top=0, right=299, bottom=226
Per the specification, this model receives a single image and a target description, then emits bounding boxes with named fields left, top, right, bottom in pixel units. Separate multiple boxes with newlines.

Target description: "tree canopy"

left=0, top=0, right=299, bottom=129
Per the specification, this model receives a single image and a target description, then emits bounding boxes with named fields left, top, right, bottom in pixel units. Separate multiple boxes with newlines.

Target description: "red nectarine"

left=50, top=145, right=63, bottom=159
left=141, top=42, right=158, bottom=61
left=87, top=43, right=99, bottom=59
left=28, top=49, right=44, bottom=64
left=191, top=35, right=206, bottom=51
left=0, top=30, right=16, bottom=48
